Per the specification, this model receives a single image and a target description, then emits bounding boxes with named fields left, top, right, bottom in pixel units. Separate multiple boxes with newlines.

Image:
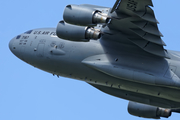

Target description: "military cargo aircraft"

left=9, top=0, right=180, bottom=119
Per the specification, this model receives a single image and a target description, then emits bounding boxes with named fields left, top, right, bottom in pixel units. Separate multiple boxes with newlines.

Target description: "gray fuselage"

left=9, top=28, right=180, bottom=108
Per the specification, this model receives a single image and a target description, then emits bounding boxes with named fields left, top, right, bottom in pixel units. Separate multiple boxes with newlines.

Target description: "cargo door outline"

left=37, top=43, right=45, bottom=57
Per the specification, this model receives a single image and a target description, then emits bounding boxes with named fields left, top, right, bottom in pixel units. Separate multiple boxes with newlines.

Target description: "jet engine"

left=56, top=21, right=101, bottom=42
left=63, top=5, right=109, bottom=26
left=128, top=102, right=171, bottom=119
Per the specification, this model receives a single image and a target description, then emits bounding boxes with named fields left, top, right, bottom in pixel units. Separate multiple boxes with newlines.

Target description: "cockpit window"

left=24, top=30, right=33, bottom=34
left=16, top=35, right=21, bottom=39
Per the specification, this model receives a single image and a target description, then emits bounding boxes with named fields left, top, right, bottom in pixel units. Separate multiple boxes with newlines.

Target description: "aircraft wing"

left=105, top=0, right=170, bottom=58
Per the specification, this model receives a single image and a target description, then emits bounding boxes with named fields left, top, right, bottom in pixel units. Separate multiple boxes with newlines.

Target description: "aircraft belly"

left=82, top=54, right=180, bottom=88
left=86, top=72, right=180, bottom=105
left=32, top=53, right=180, bottom=108
left=89, top=83, right=180, bottom=108
left=31, top=40, right=180, bottom=107
left=41, top=55, right=180, bottom=106
left=17, top=35, right=180, bottom=108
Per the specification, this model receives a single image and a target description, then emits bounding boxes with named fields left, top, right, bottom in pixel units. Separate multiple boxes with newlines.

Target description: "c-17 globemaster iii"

left=9, top=0, right=180, bottom=119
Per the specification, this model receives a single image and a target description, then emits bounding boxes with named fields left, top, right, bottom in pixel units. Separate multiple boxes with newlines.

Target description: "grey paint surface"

left=9, top=0, right=180, bottom=119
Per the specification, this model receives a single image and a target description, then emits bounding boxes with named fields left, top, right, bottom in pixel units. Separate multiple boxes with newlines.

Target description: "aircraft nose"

left=9, top=36, right=20, bottom=58
left=9, top=37, right=15, bottom=54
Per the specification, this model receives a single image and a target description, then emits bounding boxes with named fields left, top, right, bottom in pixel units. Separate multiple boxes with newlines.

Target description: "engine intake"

left=63, top=5, right=109, bottom=26
left=128, top=102, right=171, bottom=119
left=56, top=21, right=101, bottom=42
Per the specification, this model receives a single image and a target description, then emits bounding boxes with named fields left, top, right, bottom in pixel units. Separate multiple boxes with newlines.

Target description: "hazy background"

left=1, top=0, right=180, bottom=120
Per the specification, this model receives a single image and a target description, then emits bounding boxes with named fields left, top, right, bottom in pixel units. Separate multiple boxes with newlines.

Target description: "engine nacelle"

left=128, top=102, right=171, bottom=119
left=56, top=21, right=101, bottom=42
left=63, top=5, right=109, bottom=26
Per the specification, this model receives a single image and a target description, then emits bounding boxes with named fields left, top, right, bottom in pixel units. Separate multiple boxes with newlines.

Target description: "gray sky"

left=1, top=0, right=180, bottom=120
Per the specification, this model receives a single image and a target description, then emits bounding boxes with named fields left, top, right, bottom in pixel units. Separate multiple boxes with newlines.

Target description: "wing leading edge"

left=106, top=0, right=170, bottom=58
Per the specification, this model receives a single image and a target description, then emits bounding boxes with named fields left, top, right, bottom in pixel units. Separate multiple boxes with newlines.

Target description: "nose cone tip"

left=9, top=38, right=15, bottom=53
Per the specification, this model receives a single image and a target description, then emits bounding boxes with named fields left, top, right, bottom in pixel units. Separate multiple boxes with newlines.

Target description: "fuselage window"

left=16, top=35, right=21, bottom=39
left=24, top=30, right=33, bottom=34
